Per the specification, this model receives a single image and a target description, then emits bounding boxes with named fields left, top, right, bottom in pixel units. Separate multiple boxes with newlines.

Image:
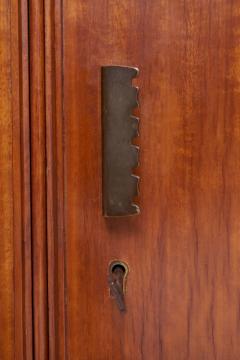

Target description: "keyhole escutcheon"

left=108, top=260, right=129, bottom=312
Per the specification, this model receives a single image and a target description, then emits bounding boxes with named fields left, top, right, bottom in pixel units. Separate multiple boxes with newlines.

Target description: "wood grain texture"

left=0, top=0, right=33, bottom=358
left=47, top=0, right=240, bottom=359
left=44, top=0, right=67, bottom=358
left=45, top=0, right=57, bottom=357
left=0, top=1, right=14, bottom=356
left=29, top=0, right=48, bottom=358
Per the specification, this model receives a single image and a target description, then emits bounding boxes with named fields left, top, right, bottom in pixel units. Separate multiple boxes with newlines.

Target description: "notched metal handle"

left=102, top=65, right=140, bottom=217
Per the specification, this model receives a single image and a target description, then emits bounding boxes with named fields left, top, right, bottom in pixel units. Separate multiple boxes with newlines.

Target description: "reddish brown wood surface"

left=0, top=0, right=32, bottom=358
left=45, top=0, right=67, bottom=358
left=44, top=0, right=67, bottom=359
left=47, top=0, right=240, bottom=359
left=29, top=0, right=49, bottom=358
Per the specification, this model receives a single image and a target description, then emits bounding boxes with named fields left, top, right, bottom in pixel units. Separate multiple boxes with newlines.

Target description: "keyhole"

left=108, top=261, right=129, bottom=312
left=111, top=262, right=127, bottom=276
left=109, top=261, right=129, bottom=290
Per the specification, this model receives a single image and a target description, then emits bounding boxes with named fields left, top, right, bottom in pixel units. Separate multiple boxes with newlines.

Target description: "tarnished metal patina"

left=102, top=66, right=140, bottom=217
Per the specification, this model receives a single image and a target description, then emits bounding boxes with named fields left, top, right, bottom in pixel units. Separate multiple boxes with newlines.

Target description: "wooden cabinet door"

left=42, top=0, right=240, bottom=359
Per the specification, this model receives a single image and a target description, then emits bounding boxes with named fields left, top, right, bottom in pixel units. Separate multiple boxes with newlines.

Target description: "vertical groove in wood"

left=11, top=0, right=23, bottom=357
left=11, top=0, right=33, bottom=358
left=55, top=1, right=67, bottom=357
left=44, top=0, right=56, bottom=358
left=29, top=0, right=49, bottom=358
left=0, top=0, right=32, bottom=358
left=19, top=0, right=33, bottom=357
left=0, top=0, right=15, bottom=357
left=45, top=0, right=66, bottom=358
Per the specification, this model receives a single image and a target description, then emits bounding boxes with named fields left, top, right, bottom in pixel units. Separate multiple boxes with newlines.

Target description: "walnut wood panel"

left=0, top=0, right=32, bottom=358
left=47, top=0, right=240, bottom=359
